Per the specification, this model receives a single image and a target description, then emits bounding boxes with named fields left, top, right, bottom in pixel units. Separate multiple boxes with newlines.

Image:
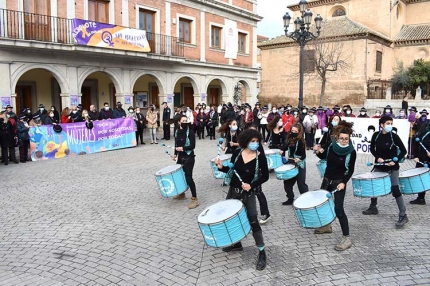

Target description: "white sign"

left=342, top=118, right=410, bottom=154
left=224, top=19, right=238, bottom=59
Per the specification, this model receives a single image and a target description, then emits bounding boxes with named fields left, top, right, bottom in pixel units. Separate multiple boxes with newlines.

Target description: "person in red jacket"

left=60, top=107, right=72, bottom=123
left=342, top=106, right=356, bottom=118
left=282, top=108, right=294, bottom=136
left=357, top=107, right=370, bottom=118
left=243, top=104, right=254, bottom=129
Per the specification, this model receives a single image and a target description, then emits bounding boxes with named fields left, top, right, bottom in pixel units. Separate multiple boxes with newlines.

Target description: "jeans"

left=283, top=166, right=309, bottom=199
left=256, top=186, right=270, bottom=216
left=227, top=187, right=264, bottom=247
left=178, top=154, right=197, bottom=197
left=321, top=177, right=349, bottom=236
left=149, top=128, right=157, bottom=141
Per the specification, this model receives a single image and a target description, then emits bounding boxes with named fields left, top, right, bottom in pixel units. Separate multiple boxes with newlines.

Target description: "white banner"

left=341, top=118, right=410, bottom=154
left=224, top=19, right=238, bottom=59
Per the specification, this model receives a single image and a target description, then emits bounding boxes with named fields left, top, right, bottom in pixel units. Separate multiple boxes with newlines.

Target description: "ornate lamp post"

left=283, top=0, right=323, bottom=108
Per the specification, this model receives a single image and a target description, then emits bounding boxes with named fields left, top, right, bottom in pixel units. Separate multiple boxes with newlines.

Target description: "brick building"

left=258, top=0, right=430, bottom=107
left=0, top=0, right=261, bottom=115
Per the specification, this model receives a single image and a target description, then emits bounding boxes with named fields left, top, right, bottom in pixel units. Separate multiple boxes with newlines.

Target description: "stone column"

left=60, top=93, right=70, bottom=108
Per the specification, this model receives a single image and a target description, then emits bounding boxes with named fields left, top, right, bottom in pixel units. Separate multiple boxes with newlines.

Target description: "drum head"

left=210, top=154, right=232, bottom=162
left=400, top=167, right=430, bottom=177
left=294, top=190, right=329, bottom=209
left=265, top=149, right=280, bottom=155
left=155, top=164, right=182, bottom=175
left=352, top=172, right=388, bottom=180
left=275, top=164, right=296, bottom=172
left=198, top=199, right=243, bottom=224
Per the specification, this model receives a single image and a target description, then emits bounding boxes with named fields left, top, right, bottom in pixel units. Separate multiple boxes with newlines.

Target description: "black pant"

left=283, top=166, right=309, bottom=199
left=208, top=126, right=216, bottom=138
left=136, top=127, right=144, bottom=143
left=19, top=140, right=29, bottom=161
left=305, top=131, right=315, bottom=148
left=163, top=123, right=170, bottom=139
left=198, top=125, right=205, bottom=139
left=2, top=147, right=17, bottom=164
left=259, top=124, right=267, bottom=141
left=178, top=154, right=197, bottom=197
left=321, top=177, right=349, bottom=236
left=256, top=186, right=270, bottom=216
left=415, top=163, right=428, bottom=199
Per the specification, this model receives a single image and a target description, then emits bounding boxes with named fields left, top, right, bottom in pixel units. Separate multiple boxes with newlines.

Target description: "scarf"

left=331, top=139, right=354, bottom=156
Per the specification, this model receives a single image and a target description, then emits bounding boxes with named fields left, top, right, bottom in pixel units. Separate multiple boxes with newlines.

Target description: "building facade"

left=0, top=0, right=261, bottom=115
left=258, top=0, right=430, bottom=107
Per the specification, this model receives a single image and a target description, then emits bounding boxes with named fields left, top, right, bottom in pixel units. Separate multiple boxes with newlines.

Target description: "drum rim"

left=198, top=201, right=246, bottom=225
left=275, top=164, right=297, bottom=172
left=399, top=167, right=430, bottom=177
left=293, top=190, right=330, bottom=209
left=299, top=216, right=337, bottom=229
left=352, top=172, right=390, bottom=180
left=155, top=164, right=183, bottom=176
left=210, top=154, right=232, bottom=162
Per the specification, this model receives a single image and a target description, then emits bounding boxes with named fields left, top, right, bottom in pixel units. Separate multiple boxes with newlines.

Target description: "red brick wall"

left=6, top=0, right=18, bottom=10
left=232, top=0, right=253, bottom=12
left=115, top=0, right=122, bottom=25
left=171, top=3, right=200, bottom=59
left=58, top=0, right=67, bottom=18
left=205, top=12, right=227, bottom=65
left=129, top=1, right=165, bottom=31
left=75, top=0, right=84, bottom=19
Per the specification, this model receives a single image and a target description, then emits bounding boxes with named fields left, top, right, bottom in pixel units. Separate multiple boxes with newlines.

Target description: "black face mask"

left=290, top=133, right=298, bottom=137
left=180, top=123, right=188, bottom=129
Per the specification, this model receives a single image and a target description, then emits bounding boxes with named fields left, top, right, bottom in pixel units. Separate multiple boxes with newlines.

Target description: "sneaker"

left=395, top=214, right=409, bottom=228
left=314, top=224, right=332, bottom=234
left=173, top=193, right=186, bottom=200
left=282, top=199, right=294, bottom=205
left=410, top=198, right=426, bottom=205
left=334, top=236, right=352, bottom=251
left=188, top=197, right=199, bottom=209
left=222, top=242, right=243, bottom=252
left=259, top=215, right=272, bottom=225
left=256, top=249, right=266, bottom=271
left=362, top=206, right=378, bottom=215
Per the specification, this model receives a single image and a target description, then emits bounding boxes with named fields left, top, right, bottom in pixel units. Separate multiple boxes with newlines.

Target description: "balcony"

left=0, top=8, right=184, bottom=58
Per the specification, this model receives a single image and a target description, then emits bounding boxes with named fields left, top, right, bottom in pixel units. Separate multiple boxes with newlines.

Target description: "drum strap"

left=326, top=143, right=351, bottom=175
left=224, top=149, right=259, bottom=189
left=289, top=141, right=306, bottom=169
left=175, top=128, right=192, bottom=155
left=374, top=131, right=402, bottom=162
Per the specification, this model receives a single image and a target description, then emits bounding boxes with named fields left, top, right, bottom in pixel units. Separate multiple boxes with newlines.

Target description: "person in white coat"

left=186, top=107, right=194, bottom=127
left=303, top=107, right=319, bottom=150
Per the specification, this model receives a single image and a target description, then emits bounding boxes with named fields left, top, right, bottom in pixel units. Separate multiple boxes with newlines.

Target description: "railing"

left=0, top=8, right=184, bottom=57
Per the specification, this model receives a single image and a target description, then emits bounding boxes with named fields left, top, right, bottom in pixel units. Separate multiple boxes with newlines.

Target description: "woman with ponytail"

left=218, top=119, right=240, bottom=154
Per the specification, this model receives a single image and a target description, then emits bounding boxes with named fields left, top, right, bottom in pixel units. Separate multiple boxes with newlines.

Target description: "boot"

left=395, top=214, right=409, bottom=228
left=256, top=249, right=266, bottom=271
left=314, top=224, right=332, bottom=234
left=362, top=205, right=378, bottom=215
left=334, top=236, right=352, bottom=251
left=188, top=197, right=199, bottom=209
left=173, top=193, right=186, bottom=200
left=222, top=242, right=243, bottom=252
left=282, top=199, right=294, bottom=205
left=410, top=198, right=426, bottom=205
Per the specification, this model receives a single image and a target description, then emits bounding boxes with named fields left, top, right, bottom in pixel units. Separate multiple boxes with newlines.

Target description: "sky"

left=256, top=0, right=297, bottom=39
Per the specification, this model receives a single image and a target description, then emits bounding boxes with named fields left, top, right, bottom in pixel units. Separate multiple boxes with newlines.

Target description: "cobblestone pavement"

left=1, top=131, right=430, bottom=286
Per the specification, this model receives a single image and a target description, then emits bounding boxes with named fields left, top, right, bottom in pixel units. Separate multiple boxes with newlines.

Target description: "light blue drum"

left=210, top=154, right=232, bottom=179
left=399, top=168, right=430, bottom=194
left=198, top=199, right=251, bottom=248
left=275, top=164, right=298, bottom=180
left=293, top=190, right=336, bottom=229
left=352, top=172, right=391, bottom=197
left=155, top=164, right=188, bottom=198
left=316, top=160, right=327, bottom=178
left=265, top=149, right=282, bottom=170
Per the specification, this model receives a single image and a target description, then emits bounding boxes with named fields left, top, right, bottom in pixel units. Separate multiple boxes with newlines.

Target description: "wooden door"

left=15, top=85, right=33, bottom=114
left=112, top=85, right=117, bottom=105
left=24, top=0, right=51, bottom=41
left=81, top=86, right=92, bottom=110
left=151, top=85, right=159, bottom=108
left=139, top=9, right=155, bottom=53
left=184, top=86, right=194, bottom=108
left=209, top=88, right=219, bottom=106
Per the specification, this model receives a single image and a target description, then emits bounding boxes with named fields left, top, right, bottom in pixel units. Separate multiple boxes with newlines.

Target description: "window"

left=238, top=32, right=246, bottom=53
left=88, top=0, right=109, bottom=23
left=24, top=0, right=50, bottom=14
left=23, top=0, right=51, bottom=41
left=376, top=51, right=382, bottom=72
left=304, top=49, right=316, bottom=73
left=139, top=9, right=155, bottom=42
left=332, top=8, right=346, bottom=17
left=179, top=18, right=192, bottom=43
left=211, top=26, right=222, bottom=48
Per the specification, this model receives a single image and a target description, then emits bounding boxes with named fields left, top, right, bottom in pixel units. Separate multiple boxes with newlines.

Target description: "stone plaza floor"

left=1, top=131, right=430, bottom=286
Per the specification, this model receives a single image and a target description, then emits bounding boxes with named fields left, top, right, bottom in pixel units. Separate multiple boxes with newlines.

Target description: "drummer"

left=266, top=115, right=285, bottom=149
left=214, top=128, right=269, bottom=271
left=410, top=124, right=430, bottom=205
left=364, top=116, right=409, bottom=228
left=218, top=119, right=240, bottom=154
left=318, top=115, right=341, bottom=146
left=314, top=121, right=356, bottom=251
left=172, top=115, right=199, bottom=209
left=280, top=123, right=309, bottom=205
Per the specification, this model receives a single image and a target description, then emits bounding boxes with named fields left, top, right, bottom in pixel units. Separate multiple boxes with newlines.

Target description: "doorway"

left=15, top=83, right=35, bottom=113
left=183, top=86, right=194, bottom=108
left=208, top=88, right=220, bottom=106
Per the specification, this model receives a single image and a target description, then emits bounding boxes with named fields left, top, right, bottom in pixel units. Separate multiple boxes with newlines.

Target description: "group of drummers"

left=155, top=104, right=430, bottom=271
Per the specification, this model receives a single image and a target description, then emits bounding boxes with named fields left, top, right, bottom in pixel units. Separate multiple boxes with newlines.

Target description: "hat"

left=86, top=121, right=94, bottom=129
left=333, top=105, right=340, bottom=110
left=18, top=114, right=26, bottom=120
left=262, top=106, right=268, bottom=110
left=421, top=109, right=428, bottom=115
left=128, top=106, right=135, bottom=110
left=6, top=105, right=13, bottom=109
left=21, top=107, right=28, bottom=113
left=302, top=106, right=308, bottom=109
left=360, top=107, right=367, bottom=112
left=33, top=114, right=40, bottom=120
left=255, top=102, right=261, bottom=106
left=162, top=102, right=167, bottom=105
left=317, top=106, right=323, bottom=110
left=116, top=102, right=122, bottom=105
left=53, top=124, right=62, bottom=133
left=409, top=106, right=417, bottom=112
left=227, top=103, right=233, bottom=109
left=38, top=104, right=45, bottom=108
left=77, top=104, right=83, bottom=109
left=385, top=105, right=392, bottom=109
left=310, top=107, right=317, bottom=113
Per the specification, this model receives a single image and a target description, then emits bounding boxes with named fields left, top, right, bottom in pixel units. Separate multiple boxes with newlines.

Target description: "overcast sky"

left=257, top=0, right=297, bottom=39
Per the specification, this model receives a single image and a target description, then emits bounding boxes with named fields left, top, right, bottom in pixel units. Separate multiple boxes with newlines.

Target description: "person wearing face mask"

left=317, top=115, right=341, bottom=147
left=69, top=105, right=82, bottom=123
left=29, top=114, right=42, bottom=127
left=267, top=106, right=278, bottom=126
left=35, top=104, right=48, bottom=123
left=113, top=102, right=126, bottom=119
left=100, top=102, right=113, bottom=120
left=146, top=104, right=158, bottom=144
left=314, top=121, right=356, bottom=251
left=171, top=115, right=198, bottom=209
left=196, top=107, right=207, bottom=139
left=5, top=105, right=17, bottom=120
left=408, top=107, right=418, bottom=158
left=214, top=128, right=269, bottom=270
left=266, top=115, right=285, bottom=149
left=364, top=116, right=409, bottom=228
left=280, top=123, right=309, bottom=205
left=218, top=119, right=240, bottom=154
left=44, top=108, right=60, bottom=125
left=0, top=111, right=19, bottom=165
left=207, top=106, right=218, bottom=140
left=299, top=106, right=308, bottom=123
left=88, top=105, right=100, bottom=121
left=357, top=107, right=369, bottom=118
left=316, top=106, right=328, bottom=129
left=303, top=107, right=319, bottom=150
left=21, top=107, right=33, bottom=122
left=17, top=114, right=31, bottom=163
left=125, top=107, right=138, bottom=144
left=413, top=109, right=429, bottom=139
left=50, top=106, right=60, bottom=122
left=383, top=105, right=393, bottom=117
left=292, top=108, right=301, bottom=124
left=82, top=109, right=94, bottom=130
left=342, top=107, right=356, bottom=118
left=282, top=106, right=294, bottom=137
left=161, top=102, right=171, bottom=140
left=60, top=107, right=72, bottom=123
left=135, top=107, right=146, bottom=145
left=396, top=109, right=407, bottom=119
left=329, top=105, right=340, bottom=121
left=259, top=106, right=269, bottom=143
left=243, top=104, right=254, bottom=129
left=372, top=110, right=382, bottom=118
left=253, top=102, right=261, bottom=131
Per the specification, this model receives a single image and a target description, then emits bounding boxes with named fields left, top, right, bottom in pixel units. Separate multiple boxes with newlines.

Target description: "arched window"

left=332, top=8, right=346, bottom=17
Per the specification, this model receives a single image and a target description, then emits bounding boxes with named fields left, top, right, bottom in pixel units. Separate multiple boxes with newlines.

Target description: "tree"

left=407, top=59, right=430, bottom=98
left=391, top=61, right=411, bottom=95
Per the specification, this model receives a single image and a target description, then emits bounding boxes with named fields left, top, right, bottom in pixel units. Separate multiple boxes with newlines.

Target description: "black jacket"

left=221, top=109, right=236, bottom=124
left=89, top=110, right=100, bottom=121
left=17, top=121, right=30, bottom=141
left=0, top=120, right=15, bottom=148
left=162, top=107, right=171, bottom=121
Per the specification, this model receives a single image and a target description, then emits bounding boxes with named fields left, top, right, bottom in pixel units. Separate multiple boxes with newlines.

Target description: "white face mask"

left=346, top=110, right=351, bottom=115
left=272, top=109, right=277, bottom=113
left=400, top=112, right=405, bottom=116
left=302, top=110, right=307, bottom=113
left=278, top=121, right=283, bottom=126
left=104, top=107, right=109, bottom=110
left=72, top=110, right=77, bottom=114
left=294, top=112, right=298, bottom=116
left=136, top=110, right=140, bottom=114
left=129, top=110, right=134, bottom=113
left=360, top=112, right=365, bottom=115
left=84, top=113, right=88, bottom=117
left=39, top=108, right=44, bottom=111
left=385, top=109, right=390, bottom=113
left=50, top=113, right=54, bottom=117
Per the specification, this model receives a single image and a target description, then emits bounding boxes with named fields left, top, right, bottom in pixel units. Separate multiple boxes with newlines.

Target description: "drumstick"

left=233, top=169, right=243, bottom=182
left=217, top=138, right=224, bottom=158
left=161, top=143, right=175, bottom=149
left=366, top=157, right=398, bottom=166
left=318, top=127, right=329, bottom=144
left=326, top=188, right=339, bottom=198
left=416, top=161, right=429, bottom=167
left=164, top=150, right=174, bottom=159
left=415, top=137, right=430, bottom=153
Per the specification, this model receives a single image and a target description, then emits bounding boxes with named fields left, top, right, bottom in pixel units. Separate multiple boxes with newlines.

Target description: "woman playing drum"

left=363, top=116, right=409, bottom=228
left=318, top=115, right=341, bottom=147
left=172, top=115, right=199, bottom=209
left=314, top=121, right=356, bottom=251
left=280, top=123, right=309, bottom=205
left=410, top=124, right=430, bottom=205
left=214, top=129, right=269, bottom=270
left=218, top=119, right=240, bottom=154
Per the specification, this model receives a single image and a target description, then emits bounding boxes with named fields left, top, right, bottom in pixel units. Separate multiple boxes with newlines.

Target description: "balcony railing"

left=0, top=8, right=184, bottom=57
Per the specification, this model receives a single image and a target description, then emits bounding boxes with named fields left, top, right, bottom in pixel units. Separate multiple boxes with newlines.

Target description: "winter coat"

left=146, top=110, right=158, bottom=129
left=17, top=121, right=30, bottom=141
left=0, top=120, right=15, bottom=148
left=197, top=112, right=207, bottom=127
left=303, top=114, right=318, bottom=133
left=207, top=111, right=218, bottom=128
left=113, top=108, right=126, bottom=119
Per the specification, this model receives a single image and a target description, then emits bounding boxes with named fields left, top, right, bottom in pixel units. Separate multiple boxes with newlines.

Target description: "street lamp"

left=283, top=0, right=323, bottom=108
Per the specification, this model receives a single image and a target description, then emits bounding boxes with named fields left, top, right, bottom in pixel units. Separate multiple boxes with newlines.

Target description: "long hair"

left=217, top=119, right=236, bottom=133
left=286, top=123, right=305, bottom=146
left=238, top=128, right=263, bottom=148
left=174, top=114, right=187, bottom=127
left=267, top=115, right=281, bottom=131
left=61, top=107, right=70, bottom=117
left=332, top=120, right=354, bottom=139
